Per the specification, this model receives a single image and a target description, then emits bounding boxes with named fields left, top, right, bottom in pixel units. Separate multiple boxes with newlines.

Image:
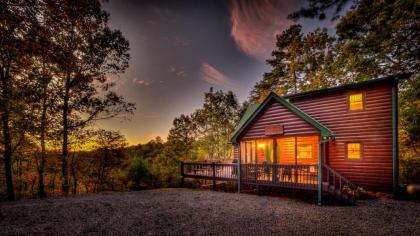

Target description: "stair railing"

left=322, top=163, right=357, bottom=192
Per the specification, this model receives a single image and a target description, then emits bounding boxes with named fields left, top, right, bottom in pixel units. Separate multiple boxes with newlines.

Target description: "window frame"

left=348, top=92, right=365, bottom=112
left=297, top=143, right=313, bottom=160
left=346, top=142, right=362, bottom=160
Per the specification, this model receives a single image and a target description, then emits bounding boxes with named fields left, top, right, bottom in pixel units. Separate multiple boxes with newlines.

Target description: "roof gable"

left=230, top=92, right=333, bottom=144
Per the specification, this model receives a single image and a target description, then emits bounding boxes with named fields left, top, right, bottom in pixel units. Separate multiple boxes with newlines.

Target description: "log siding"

left=289, top=82, right=394, bottom=191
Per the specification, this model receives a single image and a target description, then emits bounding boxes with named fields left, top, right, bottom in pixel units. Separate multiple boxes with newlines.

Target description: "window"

left=297, top=144, right=313, bottom=159
left=349, top=93, right=364, bottom=111
left=347, top=143, right=361, bottom=160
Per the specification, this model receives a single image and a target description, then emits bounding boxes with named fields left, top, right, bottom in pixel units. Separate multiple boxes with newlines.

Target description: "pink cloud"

left=200, top=62, right=239, bottom=90
left=229, top=0, right=296, bottom=61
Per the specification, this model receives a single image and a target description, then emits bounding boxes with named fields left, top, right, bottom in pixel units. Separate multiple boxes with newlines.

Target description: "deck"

left=181, top=162, right=319, bottom=190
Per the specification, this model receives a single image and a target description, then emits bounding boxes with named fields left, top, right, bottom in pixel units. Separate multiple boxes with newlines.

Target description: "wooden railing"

left=180, top=162, right=318, bottom=190
left=182, top=162, right=237, bottom=182
left=240, top=164, right=318, bottom=190
left=322, top=164, right=357, bottom=191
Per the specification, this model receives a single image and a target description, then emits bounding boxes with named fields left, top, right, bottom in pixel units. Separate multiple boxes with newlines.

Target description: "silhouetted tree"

left=43, top=0, right=134, bottom=194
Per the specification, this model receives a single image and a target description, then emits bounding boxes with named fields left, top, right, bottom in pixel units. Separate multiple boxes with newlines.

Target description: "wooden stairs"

left=322, top=164, right=358, bottom=205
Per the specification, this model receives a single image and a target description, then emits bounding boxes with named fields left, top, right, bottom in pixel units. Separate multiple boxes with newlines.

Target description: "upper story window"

left=347, top=143, right=361, bottom=160
left=349, top=93, right=364, bottom=111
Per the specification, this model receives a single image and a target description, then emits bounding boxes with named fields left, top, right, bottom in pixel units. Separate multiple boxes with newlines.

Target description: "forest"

left=0, top=0, right=418, bottom=201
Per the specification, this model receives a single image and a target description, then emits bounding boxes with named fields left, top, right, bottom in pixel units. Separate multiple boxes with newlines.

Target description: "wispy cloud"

left=132, top=77, right=151, bottom=86
left=200, top=62, right=239, bottom=90
left=229, top=0, right=297, bottom=61
left=169, top=66, right=188, bottom=78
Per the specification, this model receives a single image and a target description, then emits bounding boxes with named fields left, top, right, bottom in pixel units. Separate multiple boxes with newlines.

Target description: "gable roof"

left=284, top=73, right=411, bottom=100
left=230, top=92, right=334, bottom=144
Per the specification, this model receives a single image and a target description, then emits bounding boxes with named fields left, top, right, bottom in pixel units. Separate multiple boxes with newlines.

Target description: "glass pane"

left=297, top=144, right=313, bottom=159
left=240, top=142, right=246, bottom=163
left=349, top=93, right=364, bottom=110
left=277, top=137, right=295, bottom=164
left=348, top=143, right=361, bottom=159
left=256, top=139, right=273, bottom=164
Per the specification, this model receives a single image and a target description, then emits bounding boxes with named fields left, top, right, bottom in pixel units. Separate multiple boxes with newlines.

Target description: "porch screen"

left=277, top=136, right=319, bottom=164
left=277, top=137, right=295, bottom=164
left=240, top=141, right=255, bottom=163
left=256, top=139, right=273, bottom=164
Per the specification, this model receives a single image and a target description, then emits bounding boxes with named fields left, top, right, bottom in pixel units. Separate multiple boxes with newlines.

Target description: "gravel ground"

left=0, top=188, right=419, bottom=236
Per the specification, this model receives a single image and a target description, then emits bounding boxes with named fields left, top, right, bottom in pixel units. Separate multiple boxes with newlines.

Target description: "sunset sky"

left=99, top=0, right=338, bottom=145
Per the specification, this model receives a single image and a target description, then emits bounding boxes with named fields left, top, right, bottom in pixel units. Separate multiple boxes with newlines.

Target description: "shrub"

left=127, top=158, right=152, bottom=190
left=400, top=155, right=420, bottom=185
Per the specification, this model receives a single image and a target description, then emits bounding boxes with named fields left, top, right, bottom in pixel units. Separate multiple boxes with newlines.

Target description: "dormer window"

left=349, top=93, right=364, bottom=111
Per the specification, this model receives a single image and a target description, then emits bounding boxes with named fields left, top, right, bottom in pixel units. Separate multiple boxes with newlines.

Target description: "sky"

left=99, top=0, right=337, bottom=145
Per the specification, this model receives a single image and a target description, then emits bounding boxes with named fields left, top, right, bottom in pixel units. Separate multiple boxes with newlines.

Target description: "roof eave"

left=230, top=92, right=334, bottom=144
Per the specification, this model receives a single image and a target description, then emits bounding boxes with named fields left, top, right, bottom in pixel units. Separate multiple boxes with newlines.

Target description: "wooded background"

left=0, top=0, right=418, bottom=200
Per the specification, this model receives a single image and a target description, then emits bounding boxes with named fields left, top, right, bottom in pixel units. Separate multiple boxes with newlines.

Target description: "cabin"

left=180, top=74, right=409, bottom=204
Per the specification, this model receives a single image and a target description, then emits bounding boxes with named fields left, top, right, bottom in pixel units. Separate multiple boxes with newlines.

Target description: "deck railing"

left=181, top=161, right=318, bottom=190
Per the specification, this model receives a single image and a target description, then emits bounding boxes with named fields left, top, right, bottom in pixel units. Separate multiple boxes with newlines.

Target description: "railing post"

left=180, top=161, right=184, bottom=187
left=212, top=162, right=216, bottom=191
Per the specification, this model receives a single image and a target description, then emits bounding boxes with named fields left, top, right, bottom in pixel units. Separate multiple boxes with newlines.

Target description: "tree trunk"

left=61, top=73, right=70, bottom=194
left=1, top=71, right=15, bottom=201
left=38, top=90, right=48, bottom=198
left=70, top=153, right=77, bottom=195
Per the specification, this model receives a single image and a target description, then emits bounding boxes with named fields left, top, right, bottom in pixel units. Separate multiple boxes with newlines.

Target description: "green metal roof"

left=284, top=73, right=412, bottom=100
left=231, top=103, right=260, bottom=142
left=230, top=92, right=334, bottom=144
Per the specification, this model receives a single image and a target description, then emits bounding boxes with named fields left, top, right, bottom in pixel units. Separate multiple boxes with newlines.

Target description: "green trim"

left=231, top=104, right=259, bottom=142
left=318, top=139, right=330, bottom=206
left=230, top=92, right=334, bottom=144
left=265, top=145, right=272, bottom=164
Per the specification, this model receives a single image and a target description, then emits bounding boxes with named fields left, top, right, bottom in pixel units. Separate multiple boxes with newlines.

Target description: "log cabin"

left=181, top=74, right=410, bottom=204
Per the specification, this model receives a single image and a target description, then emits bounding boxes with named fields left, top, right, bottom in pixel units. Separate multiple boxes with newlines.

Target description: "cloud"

left=200, top=62, right=239, bottom=90
left=168, top=66, right=187, bottom=78
left=229, top=0, right=298, bottom=61
left=132, top=77, right=151, bottom=86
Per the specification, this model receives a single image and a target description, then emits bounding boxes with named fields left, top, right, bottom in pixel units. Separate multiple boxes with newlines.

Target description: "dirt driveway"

left=1, top=188, right=419, bottom=235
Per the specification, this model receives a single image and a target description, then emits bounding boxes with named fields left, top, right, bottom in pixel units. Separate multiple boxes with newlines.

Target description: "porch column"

left=318, top=141, right=323, bottom=206
left=318, top=139, right=331, bottom=206
left=237, top=145, right=241, bottom=193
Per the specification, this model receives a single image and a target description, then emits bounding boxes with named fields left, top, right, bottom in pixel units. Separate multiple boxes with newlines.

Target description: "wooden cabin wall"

left=239, top=100, right=319, bottom=140
left=290, top=82, right=394, bottom=191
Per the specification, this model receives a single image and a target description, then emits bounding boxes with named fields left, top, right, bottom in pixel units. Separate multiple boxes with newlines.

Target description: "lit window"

left=347, top=143, right=361, bottom=160
left=297, top=144, right=313, bottom=159
left=349, top=93, right=364, bottom=111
